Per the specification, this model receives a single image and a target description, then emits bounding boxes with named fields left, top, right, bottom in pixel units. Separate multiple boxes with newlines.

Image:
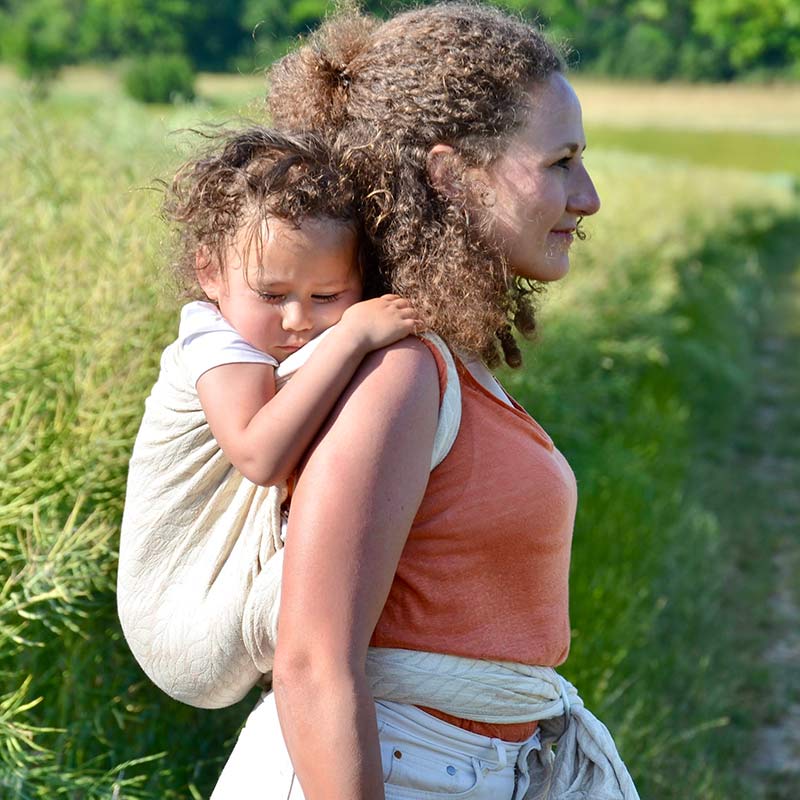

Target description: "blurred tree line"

left=0, top=0, right=797, bottom=91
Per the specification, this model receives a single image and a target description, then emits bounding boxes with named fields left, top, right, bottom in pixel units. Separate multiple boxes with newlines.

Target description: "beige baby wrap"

left=116, top=331, right=461, bottom=709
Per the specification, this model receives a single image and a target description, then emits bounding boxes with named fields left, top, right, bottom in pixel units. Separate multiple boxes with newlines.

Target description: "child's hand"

left=340, top=294, right=422, bottom=352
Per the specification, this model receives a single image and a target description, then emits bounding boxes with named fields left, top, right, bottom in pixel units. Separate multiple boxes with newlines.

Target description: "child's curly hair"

left=164, top=126, right=362, bottom=299
left=267, top=2, right=566, bottom=367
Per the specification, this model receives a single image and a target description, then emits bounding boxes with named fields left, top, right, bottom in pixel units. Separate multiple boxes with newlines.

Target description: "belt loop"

left=558, top=676, right=571, bottom=722
left=492, top=738, right=508, bottom=770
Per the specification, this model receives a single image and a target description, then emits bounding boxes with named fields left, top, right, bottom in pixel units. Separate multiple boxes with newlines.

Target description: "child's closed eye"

left=257, top=292, right=285, bottom=303
left=311, top=293, right=343, bottom=303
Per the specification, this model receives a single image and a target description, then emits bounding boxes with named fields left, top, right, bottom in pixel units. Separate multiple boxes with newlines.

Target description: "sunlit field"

left=575, top=77, right=800, bottom=177
left=1, top=68, right=798, bottom=799
left=575, top=78, right=800, bottom=134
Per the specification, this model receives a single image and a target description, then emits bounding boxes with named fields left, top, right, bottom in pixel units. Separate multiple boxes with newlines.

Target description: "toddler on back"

left=174, top=127, right=418, bottom=487
left=117, top=128, right=419, bottom=708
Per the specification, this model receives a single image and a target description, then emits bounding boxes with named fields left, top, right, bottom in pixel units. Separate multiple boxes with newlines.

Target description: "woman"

left=213, top=4, right=636, bottom=798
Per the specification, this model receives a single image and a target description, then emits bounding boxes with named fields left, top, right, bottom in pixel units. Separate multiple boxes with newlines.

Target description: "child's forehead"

left=238, top=214, right=356, bottom=248
left=230, top=213, right=360, bottom=280
left=273, top=215, right=355, bottom=241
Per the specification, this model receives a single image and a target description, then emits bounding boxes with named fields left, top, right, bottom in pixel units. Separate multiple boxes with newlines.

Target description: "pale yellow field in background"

left=573, top=78, right=800, bottom=133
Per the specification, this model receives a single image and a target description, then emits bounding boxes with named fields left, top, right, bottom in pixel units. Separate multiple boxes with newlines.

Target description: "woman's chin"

left=512, top=259, right=570, bottom=283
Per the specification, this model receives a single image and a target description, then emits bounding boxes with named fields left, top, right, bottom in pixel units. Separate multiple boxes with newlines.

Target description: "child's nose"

left=281, top=301, right=313, bottom=332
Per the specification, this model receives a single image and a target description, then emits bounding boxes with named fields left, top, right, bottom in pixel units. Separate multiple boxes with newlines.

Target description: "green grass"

left=0, top=75, right=798, bottom=798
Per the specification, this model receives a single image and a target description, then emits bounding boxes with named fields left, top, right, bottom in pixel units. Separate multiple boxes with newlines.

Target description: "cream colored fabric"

left=117, top=331, right=460, bottom=709
left=365, top=648, right=640, bottom=800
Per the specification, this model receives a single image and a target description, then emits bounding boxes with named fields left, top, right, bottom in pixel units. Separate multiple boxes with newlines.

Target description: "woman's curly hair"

left=163, top=126, right=361, bottom=299
left=267, top=2, right=565, bottom=367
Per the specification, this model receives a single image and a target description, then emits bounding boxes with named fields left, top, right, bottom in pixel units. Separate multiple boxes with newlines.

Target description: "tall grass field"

left=1, top=68, right=798, bottom=798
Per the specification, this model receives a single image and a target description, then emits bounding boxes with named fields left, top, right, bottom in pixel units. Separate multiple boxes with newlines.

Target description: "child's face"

left=201, top=216, right=361, bottom=362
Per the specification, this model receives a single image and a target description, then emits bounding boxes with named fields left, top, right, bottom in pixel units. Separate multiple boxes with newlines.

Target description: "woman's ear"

left=426, top=144, right=464, bottom=200
left=427, top=144, right=493, bottom=208
left=195, top=247, right=222, bottom=302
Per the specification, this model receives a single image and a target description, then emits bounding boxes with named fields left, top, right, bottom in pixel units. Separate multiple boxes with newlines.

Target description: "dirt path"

left=749, top=264, right=800, bottom=798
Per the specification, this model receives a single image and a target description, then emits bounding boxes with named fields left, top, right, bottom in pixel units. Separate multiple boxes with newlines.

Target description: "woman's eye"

left=313, top=294, right=341, bottom=303
left=554, top=157, right=572, bottom=170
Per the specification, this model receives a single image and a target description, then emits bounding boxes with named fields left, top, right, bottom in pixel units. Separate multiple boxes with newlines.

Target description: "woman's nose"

left=568, top=167, right=601, bottom=217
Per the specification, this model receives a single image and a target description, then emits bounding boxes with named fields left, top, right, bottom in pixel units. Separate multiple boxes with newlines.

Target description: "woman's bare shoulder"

left=345, top=335, right=440, bottom=413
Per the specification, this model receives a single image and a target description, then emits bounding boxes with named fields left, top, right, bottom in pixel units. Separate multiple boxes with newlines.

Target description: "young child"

left=117, top=127, right=420, bottom=708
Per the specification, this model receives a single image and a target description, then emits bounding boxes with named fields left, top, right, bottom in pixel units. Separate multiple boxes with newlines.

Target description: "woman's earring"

left=575, top=216, right=586, bottom=240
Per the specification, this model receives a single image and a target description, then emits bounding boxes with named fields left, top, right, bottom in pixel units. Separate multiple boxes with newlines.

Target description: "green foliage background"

left=1, top=0, right=799, bottom=84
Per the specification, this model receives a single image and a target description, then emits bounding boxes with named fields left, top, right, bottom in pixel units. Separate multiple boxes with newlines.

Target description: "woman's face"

left=477, top=73, right=601, bottom=282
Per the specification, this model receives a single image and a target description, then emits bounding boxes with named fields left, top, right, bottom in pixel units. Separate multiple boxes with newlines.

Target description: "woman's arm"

left=197, top=296, right=419, bottom=486
left=272, top=337, right=439, bottom=799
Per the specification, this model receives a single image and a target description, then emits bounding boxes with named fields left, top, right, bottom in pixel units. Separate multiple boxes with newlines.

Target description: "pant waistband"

left=375, top=700, right=540, bottom=767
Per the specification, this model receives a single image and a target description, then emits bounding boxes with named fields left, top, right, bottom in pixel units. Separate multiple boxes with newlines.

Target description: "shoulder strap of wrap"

left=422, top=332, right=461, bottom=470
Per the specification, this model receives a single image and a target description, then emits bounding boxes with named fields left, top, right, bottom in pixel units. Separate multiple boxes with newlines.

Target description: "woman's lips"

left=549, top=229, right=575, bottom=244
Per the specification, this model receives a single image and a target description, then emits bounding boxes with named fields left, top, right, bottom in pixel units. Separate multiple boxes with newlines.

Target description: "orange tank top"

left=370, top=342, right=577, bottom=740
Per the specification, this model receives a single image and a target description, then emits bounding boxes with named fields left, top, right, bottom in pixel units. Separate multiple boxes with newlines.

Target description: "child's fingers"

left=391, top=300, right=417, bottom=315
left=380, top=294, right=415, bottom=311
left=410, top=318, right=426, bottom=335
left=381, top=305, right=415, bottom=322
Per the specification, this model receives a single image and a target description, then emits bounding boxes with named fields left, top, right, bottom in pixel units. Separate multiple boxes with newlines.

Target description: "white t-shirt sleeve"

left=178, top=301, right=278, bottom=387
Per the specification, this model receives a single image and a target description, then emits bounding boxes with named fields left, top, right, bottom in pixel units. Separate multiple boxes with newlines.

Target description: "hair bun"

left=268, top=10, right=377, bottom=133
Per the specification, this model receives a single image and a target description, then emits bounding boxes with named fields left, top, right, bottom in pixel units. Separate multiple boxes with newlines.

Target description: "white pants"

left=211, top=693, right=541, bottom=799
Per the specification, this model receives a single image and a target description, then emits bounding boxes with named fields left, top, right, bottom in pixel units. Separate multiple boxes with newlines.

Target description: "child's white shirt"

left=178, top=300, right=278, bottom=387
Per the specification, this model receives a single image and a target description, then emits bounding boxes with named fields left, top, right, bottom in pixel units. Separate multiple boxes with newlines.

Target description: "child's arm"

left=196, top=295, right=420, bottom=486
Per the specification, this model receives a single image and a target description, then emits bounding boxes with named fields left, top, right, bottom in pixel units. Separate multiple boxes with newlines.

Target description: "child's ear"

left=195, top=247, right=222, bottom=302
